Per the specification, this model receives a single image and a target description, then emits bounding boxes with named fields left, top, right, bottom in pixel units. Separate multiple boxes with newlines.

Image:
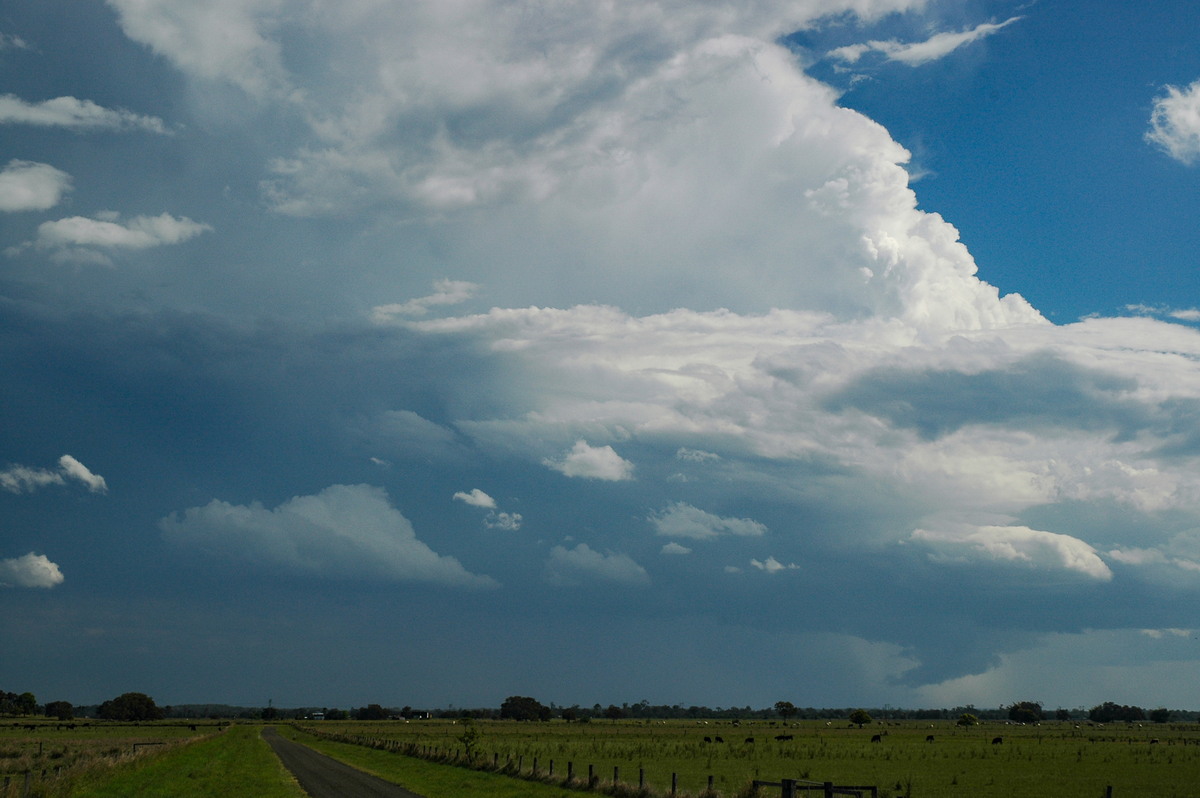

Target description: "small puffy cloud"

left=544, top=440, right=634, bottom=481
left=750, top=556, right=798, bottom=573
left=1147, top=79, right=1200, bottom=165
left=160, top=484, right=497, bottom=588
left=0, top=160, right=71, bottom=212
left=0, top=94, right=167, bottom=133
left=0, top=552, right=64, bottom=588
left=0, top=454, right=105, bottom=494
left=829, top=17, right=1022, bottom=67
left=1171, top=309, right=1200, bottom=322
left=912, top=525, right=1113, bottom=581
left=660, top=542, right=692, bottom=555
left=26, top=212, right=211, bottom=265
left=676, top=448, right=720, bottom=463
left=453, top=488, right=496, bottom=509
left=485, top=511, right=522, bottom=531
left=545, top=543, right=649, bottom=586
left=58, top=454, right=107, bottom=493
left=0, top=33, right=31, bottom=51
left=372, top=279, right=481, bottom=321
left=649, top=502, right=767, bottom=540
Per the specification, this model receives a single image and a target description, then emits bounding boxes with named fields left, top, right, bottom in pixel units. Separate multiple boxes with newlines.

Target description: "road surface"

left=262, top=726, right=426, bottom=798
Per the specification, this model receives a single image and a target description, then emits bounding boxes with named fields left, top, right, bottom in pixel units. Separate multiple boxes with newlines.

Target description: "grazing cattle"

left=745, top=737, right=755, bottom=744
left=774, top=734, right=793, bottom=741
left=870, top=734, right=882, bottom=743
left=703, top=737, right=711, bottom=743
left=1150, top=739, right=1160, bottom=745
left=926, top=735, right=935, bottom=743
left=714, top=736, right=724, bottom=743
left=992, top=737, right=1003, bottom=745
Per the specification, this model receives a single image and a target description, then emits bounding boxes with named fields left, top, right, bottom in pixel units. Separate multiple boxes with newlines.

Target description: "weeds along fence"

left=296, top=723, right=747, bottom=798
left=750, top=780, right=877, bottom=798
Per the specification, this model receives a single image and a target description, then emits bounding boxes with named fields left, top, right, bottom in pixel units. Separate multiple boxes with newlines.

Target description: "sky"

left=2, top=0, right=1200, bottom=713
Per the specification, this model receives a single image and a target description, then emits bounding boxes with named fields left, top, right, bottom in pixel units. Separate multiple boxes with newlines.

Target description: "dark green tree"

left=1055, top=708, right=1071, bottom=722
left=44, top=701, right=73, bottom=721
left=15, top=692, right=37, bottom=716
left=775, top=701, right=797, bottom=721
left=355, top=704, right=388, bottom=720
left=604, top=704, right=624, bottom=721
left=848, top=709, right=872, bottom=728
left=500, top=695, right=550, bottom=721
left=98, top=692, right=164, bottom=721
left=1088, top=702, right=1145, bottom=723
left=956, top=713, right=978, bottom=727
left=1149, top=707, right=1170, bottom=724
left=1008, top=701, right=1044, bottom=724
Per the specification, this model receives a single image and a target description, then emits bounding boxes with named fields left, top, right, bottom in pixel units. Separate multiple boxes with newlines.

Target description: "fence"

left=751, top=779, right=877, bottom=798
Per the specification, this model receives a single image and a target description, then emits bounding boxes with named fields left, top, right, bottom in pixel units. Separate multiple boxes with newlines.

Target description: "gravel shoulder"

left=261, top=727, right=426, bottom=798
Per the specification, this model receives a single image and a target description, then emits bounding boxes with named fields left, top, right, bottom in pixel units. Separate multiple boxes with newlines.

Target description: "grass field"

left=294, top=717, right=1200, bottom=798
left=0, top=722, right=302, bottom=798
left=7, top=716, right=1200, bottom=797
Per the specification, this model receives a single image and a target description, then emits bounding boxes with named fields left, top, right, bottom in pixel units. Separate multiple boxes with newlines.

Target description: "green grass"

left=276, top=724, right=584, bottom=798
left=292, top=718, right=1200, bottom=798
left=66, top=725, right=305, bottom=798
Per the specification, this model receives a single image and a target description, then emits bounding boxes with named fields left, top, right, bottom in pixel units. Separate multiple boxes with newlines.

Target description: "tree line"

left=1, top=689, right=1192, bottom=723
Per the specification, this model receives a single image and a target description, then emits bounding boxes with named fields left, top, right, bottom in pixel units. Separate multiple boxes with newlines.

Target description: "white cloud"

left=544, top=440, right=634, bottom=481
left=58, top=455, right=108, bottom=493
left=453, top=488, right=496, bottom=509
left=0, top=33, right=31, bottom=51
left=160, top=484, right=497, bottom=588
left=649, top=502, right=767, bottom=540
left=0, top=454, right=106, bottom=494
left=1147, top=79, right=1200, bottom=165
left=661, top=542, right=692, bottom=555
left=544, top=542, right=649, bottom=586
left=828, top=17, right=1022, bottom=67
left=1171, top=308, right=1200, bottom=322
left=0, top=160, right=72, bottom=212
left=911, top=525, right=1113, bottom=581
left=0, top=94, right=167, bottom=133
left=27, top=212, right=211, bottom=265
left=0, top=553, right=64, bottom=588
left=750, top=556, right=798, bottom=573
left=372, top=279, right=481, bottom=321
left=676, top=448, right=720, bottom=462
left=485, top=511, right=523, bottom=531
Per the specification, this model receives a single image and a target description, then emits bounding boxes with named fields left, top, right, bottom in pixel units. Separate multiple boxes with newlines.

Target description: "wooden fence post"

left=708, top=775, right=714, bottom=791
left=781, top=778, right=797, bottom=798
left=824, top=781, right=835, bottom=798
left=614, top=766, right=619, bottom=784
left=567, top=761, right=573, bottom=781
left=639, top=768, right=645, bottom=788
left=672, top=772, right=678, bottom=796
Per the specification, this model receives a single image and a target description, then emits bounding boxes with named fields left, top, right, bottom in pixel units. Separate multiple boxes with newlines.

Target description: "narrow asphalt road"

left=261, top=727, right=426, bottom=798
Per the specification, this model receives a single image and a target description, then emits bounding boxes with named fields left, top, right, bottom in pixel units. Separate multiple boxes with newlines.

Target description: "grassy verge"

left=66, top=725, right=305, bottom=798
left=278, top=725, right=601, bottom=798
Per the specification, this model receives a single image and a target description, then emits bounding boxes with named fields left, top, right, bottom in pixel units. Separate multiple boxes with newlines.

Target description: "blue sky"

left=3, top=0, right=1200, bottom=713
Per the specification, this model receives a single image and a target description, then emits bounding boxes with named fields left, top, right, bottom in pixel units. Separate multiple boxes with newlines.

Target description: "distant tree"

left=44, top=701, right=73, bottom=721
left=15, top=692, right=38, bottom=716
left=848, top=709, right=872, bottom=728
left=1149, top=707, right=1170, bottom=724
left=956, top=713, right=978, bottom=727
left=98, top=692, right=164, bottom=722
left=325, top=708, right=348, bottom=720
left=1055, top=708, right=1071, bottom=722
left=604, top=704, right=624, bottom=721
left=1089, top=702, right=1145, bottom=723
left=355, top=704, right=389, bottom=721
left=1008, top=701, right=1044, bottom=724
left=775, top=701, right=797, bottom=721
left=262, top=706, right=279, bottom=720
left=500, top=696, right=550, bottom=722
left=561, top=706, right=579, bottom=722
